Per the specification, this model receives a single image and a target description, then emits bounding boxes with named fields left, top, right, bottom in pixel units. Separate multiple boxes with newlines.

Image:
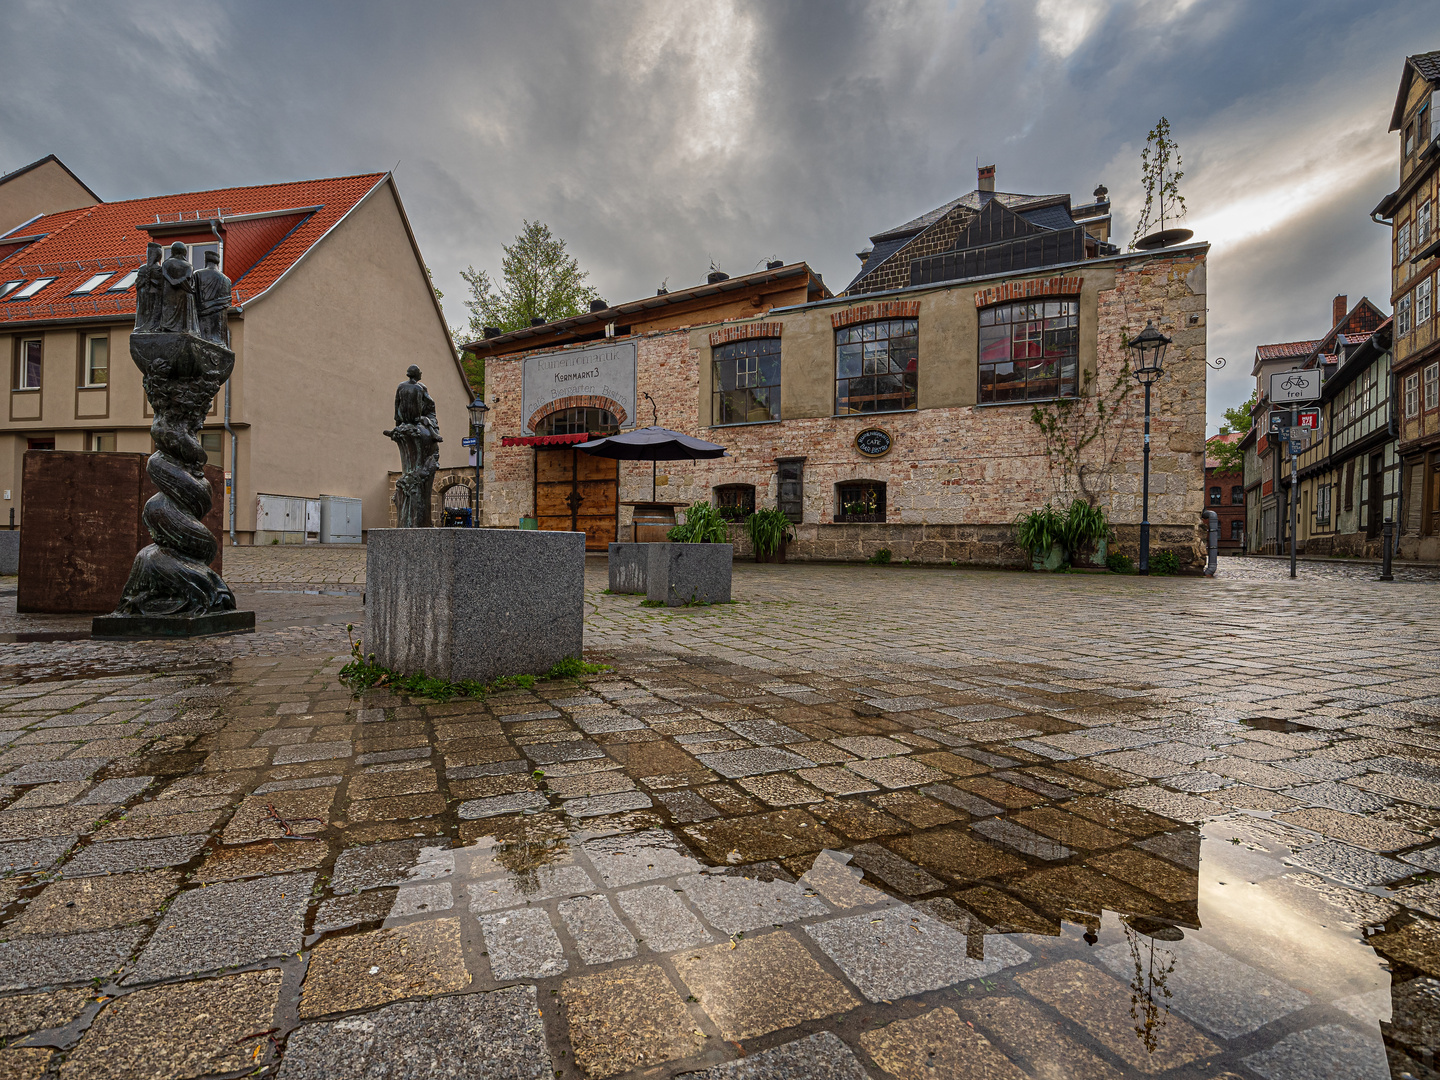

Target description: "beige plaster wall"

left=238, top=179, right=470, bottom=535
left=0, top=160, right=96, bottom=235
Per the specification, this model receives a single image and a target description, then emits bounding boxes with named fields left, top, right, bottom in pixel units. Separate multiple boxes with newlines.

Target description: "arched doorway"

left=532, top=408, right=620, bottom=550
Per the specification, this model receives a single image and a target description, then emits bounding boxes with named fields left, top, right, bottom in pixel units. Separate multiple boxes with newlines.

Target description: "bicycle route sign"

left=1270, top=369, right=1320, bottom=402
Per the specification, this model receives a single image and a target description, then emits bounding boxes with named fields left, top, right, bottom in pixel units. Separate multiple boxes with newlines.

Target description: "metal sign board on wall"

left=520, top=341, right=638, bottom=435
left=1269, top=369, right=1320, bottom=403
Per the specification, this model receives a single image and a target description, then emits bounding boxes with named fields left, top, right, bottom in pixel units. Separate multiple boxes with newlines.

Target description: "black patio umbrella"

left=574, top=426, right=728, bottom=501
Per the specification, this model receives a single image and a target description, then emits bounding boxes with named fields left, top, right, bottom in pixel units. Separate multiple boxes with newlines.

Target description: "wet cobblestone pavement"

left=0, top=554, right=1437, bottom=1078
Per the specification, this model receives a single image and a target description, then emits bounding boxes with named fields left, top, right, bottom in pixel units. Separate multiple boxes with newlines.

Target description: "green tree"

left=1131, top=117, right=1187, bottom=249
left=1209, top=390, right=1255, bottom=471
left=459, top=220, right=599, bottom=337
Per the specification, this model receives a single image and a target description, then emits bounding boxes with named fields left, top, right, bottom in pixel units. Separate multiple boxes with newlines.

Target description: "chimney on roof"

left=589, top=299, right=608, bottom=312
left=978, top=164, right=996, bottom=193
left=1332, top=295, right=1348, bottom=327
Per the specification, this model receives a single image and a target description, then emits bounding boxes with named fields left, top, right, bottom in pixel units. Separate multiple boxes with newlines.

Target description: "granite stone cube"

left=646, top=543, right=732, bottom=607
left=607, top=543, right=651, bottom=594
left=367, top=528, right=584, bottom=683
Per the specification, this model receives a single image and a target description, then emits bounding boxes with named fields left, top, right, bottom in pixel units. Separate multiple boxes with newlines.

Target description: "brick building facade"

left=474, top=240, right=1209, bottom=567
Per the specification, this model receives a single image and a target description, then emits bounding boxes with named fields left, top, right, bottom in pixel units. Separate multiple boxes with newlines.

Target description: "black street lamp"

left=1126, top=321, right=1171, bottom=575
left=467, top=396, right=489, bottom=527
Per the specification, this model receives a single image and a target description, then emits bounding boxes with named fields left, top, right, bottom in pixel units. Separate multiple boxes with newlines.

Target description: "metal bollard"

left=1381, top=518, right=1394, bottom=582
left=1201, top=510, right=1218, bottom=577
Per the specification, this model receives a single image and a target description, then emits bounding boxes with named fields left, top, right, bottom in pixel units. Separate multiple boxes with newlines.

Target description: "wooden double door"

left=535, top=447, right=618, bottom=550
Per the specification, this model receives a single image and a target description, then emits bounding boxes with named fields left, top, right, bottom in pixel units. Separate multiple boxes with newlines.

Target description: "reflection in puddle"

left=322, top=798, right=1402, bottom=1080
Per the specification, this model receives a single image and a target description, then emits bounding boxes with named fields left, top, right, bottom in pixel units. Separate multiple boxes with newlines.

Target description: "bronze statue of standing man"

left=135, top=243, right=164, bottom=331
left=193, top=249, right=231, bottom=346
left=386, top=365, right=443, bottom=527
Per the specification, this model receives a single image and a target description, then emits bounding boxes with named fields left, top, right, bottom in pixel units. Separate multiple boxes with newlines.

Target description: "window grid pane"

left=713, top=338, right=781, bottom=424
left=835, top=320, right=917, bottom=414
left=977, top=299, right=1080, bottom=403
left=19, top=340, right=41, bottom=389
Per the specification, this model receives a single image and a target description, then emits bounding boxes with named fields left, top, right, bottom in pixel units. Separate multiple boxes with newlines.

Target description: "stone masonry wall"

left=483, top=248, right=1208, bottom=567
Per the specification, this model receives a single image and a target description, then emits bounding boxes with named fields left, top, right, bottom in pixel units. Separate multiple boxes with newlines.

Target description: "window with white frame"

left=9, top=278, right=54, bottom=300
left=1399, top=292, right=1413, bottom=335
left=1398, top=219, right=1412, bottom=264
left=107, top=269, right=139, bottom=292
left=1420, top=201, right=1433, bottom=248
left=1406, top=372, right=1420, bottom=417
left=1427, top=363, right=1440, bottom=412
left=1421, top=276, right=1434, bottom=325
left=70, top=273, right=112, bottom=295
left=84, top=335, right=109, bottom=386
left=0, top=280, right=21, bottom=299
left=15, top=338, right=41, bottom=389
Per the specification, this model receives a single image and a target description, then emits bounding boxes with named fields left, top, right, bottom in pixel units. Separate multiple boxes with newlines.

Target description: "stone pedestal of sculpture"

left=366, top=529, right=585, bottom=682
left=93, top=248, right=252, bottom=639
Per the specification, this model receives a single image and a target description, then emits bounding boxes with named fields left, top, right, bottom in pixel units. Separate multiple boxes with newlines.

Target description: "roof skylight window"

left=71, top=273, right=113, bottom=295
left=10, top=278, right=55, bottom=299
left=0, top=281, right=22, bottom=299
left=107, top=270, right=139, bottom=292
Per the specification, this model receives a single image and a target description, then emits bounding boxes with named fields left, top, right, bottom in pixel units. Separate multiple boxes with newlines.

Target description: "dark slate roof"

left=1017, top=204, right=1080, bottom=232
left=850, top=188, right=1071, bottom=292
left=869, top=190, right=1065, bottom=243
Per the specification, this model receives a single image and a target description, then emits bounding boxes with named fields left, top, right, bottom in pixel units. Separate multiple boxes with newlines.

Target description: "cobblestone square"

left=0, top=550, right=1436, bottom=1078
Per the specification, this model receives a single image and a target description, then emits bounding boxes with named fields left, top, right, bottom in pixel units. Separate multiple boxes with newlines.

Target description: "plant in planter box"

left=1060, top=499, right=1113, bottom=567
left=840, top=488, right=881, bottom=522
left=667, top=502, right=729, bottom=543
left=1015, top=504, right=1067, bottom=570
left=745, top=507, right=793, bottom=562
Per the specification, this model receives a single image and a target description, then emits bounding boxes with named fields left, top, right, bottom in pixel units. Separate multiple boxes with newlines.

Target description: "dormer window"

left=9, top=277, right=54, bottom=299
left=108, top=269, right=139, bottom=292
left=71, top=272, right=113, bottom=295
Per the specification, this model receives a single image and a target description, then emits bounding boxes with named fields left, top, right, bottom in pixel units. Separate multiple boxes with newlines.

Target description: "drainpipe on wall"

left=224, top=379, right=236, bottom=547
left=212, top=216, right=237, bottom=547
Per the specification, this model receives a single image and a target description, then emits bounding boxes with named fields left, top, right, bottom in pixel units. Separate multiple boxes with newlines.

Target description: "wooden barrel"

left=632, top=503, right=675, bottom=543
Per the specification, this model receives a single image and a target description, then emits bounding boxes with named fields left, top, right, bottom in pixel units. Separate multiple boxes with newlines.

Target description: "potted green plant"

left=666, top=502, right=730, bottom=543
left=1015, top=504, right=1067, bottom=570
left=1060, top=498, right=1112, bottom=567
left=745, top=507, right=793, bottom=563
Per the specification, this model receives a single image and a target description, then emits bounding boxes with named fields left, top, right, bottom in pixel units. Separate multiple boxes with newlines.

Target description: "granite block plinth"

left=608, top=543, right=651, bottom=594
left=91, top=609, right=254, bottom=639
left=646, top=542, right=733, bottom=607
left=366, top=528, right=584, bottom=683
left=0, top=531, right=17, bottom=576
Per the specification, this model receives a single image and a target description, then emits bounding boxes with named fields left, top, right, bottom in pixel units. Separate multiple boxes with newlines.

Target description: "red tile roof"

left=0, top=172, right=387, bottom=325
left=1254, top=340, right=1321, bottom=361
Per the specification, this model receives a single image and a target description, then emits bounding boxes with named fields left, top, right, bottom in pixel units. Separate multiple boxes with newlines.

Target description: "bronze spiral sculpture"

left=98, top=242, right=249, bottom=633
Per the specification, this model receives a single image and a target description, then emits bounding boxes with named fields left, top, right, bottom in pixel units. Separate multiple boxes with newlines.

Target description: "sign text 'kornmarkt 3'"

left=520, top=341, right=638, bottom=434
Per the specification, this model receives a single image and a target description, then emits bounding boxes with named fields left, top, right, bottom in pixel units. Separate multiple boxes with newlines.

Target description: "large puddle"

left=1, top=653, right=1437, bottom=1078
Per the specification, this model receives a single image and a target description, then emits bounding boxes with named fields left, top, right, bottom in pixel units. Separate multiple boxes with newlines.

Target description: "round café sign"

left=855, top=427, right=893, bottom=458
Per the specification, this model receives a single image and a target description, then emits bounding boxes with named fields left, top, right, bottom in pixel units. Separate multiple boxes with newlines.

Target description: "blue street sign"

left=461, top=436, right=477, bottom=447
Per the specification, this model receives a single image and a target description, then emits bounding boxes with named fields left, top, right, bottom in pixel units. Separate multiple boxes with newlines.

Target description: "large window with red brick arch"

left=835, top=319, right=917, bottom=414
left=978, top=299, right=1079, bottom=403
left=713, top=338, right=781, bottom=424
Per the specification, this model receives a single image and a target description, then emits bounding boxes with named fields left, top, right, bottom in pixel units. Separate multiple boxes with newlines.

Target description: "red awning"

left=500, top=432, right=593, bottom=447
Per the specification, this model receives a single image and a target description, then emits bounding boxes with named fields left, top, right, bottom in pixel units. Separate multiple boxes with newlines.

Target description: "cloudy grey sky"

left=2, top=0, right=1426, bottom=430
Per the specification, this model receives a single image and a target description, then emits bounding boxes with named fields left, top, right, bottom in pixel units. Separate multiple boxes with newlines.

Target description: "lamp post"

left=467, top=396, right=489, bottom=528
left=1126, top=321, right=1171, bottom=575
